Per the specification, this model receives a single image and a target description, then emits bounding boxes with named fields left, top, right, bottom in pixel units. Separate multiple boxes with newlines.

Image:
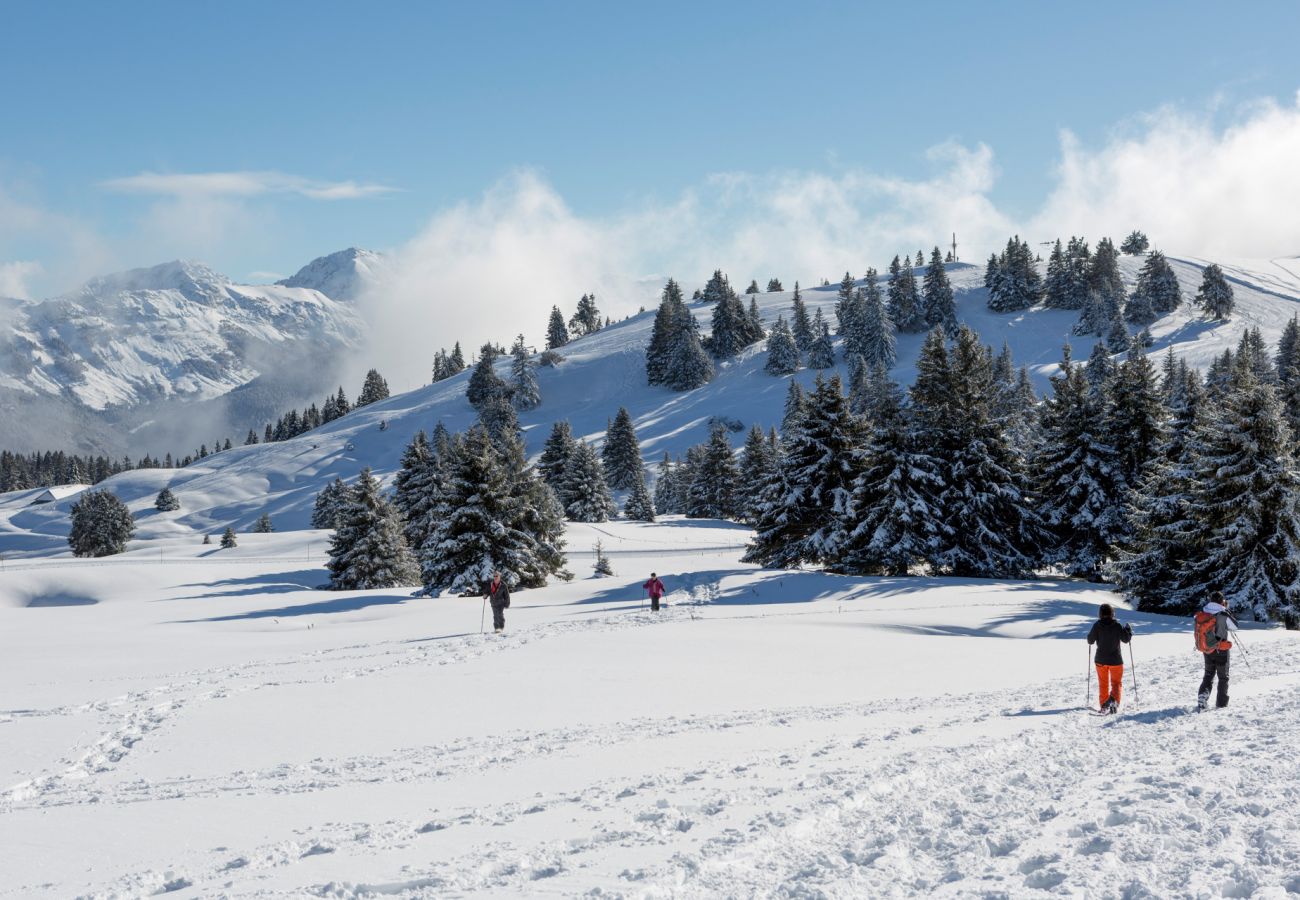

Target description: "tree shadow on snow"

left=166, top=569, right=325, bottom=601
left=868, top=598, right=1194, bottom=641
left=170, top=591, right=416, bottom=623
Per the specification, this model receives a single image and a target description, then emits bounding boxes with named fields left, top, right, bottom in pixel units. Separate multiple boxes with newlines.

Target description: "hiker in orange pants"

left=1087, top=603, right=1132, bottom=714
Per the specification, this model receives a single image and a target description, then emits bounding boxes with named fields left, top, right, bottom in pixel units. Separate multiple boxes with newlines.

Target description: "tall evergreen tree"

left=327, top=467, right=419, bottom=589
left=701, top=269, right=736, bottom=304
left=987, top=235, right=1042, bottom=312
left=888, top=255, right=926, bottom=332
left=790, top=283, right=814, bottom=351
left=312, top=477, right=351, bottom=530
left=622, top=471, right=656, bottom=522
left=467, top=343, right=510, bottom=408
left=1120, top=230, right=1150, bottom=255
left=1195, top=263, right=1234, bottom=320
left=154, top=487, right=180, bottom=512
left=766, top=278, right=784, bottom=292
left=569, top=293, right=602, bottom=336
left=922, top=247, right=957, bottom=331
left=253, top=513, right=274, bottom=533
left=736, top=424, right=777, bottom=525
left=546, top=305, right=570, bottom=349
left=561, top=441, right=616, bottom=522
left=687, top=423, right=741, bottom=519
left=1127, top=250, right=1181, bottom=322
left=653, top=452, right=680, bottom=514
left=538, top=420, right=579, bottom=495
left=220, top=527, right=237, bottom=549
left=510, top=334, right=541, bottom=411
left=764, top=315, right=800, bottom=375
left=745, top=279, right=760, bottom=295
left=602, top=407, right=643, bottom=491
left=357, top=369, right=390, bottom=407
left=835, top=271, right=856, bottom=332
left=807, top=312, right=835, bottom=369
left=854, top=270, right=896, bottom=370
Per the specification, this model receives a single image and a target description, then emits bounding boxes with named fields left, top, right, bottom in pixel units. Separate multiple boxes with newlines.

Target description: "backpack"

left=1194, top=611, right=1225, bottom=653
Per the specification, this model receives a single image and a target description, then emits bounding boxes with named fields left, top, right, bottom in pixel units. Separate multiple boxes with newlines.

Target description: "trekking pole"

left=1127, top=641, right=1139, bottom=707
left=480, top=595, right=487, bottom=634
left=1086, top=645, right=1092, bottom=711
left=1229, top=629, right=1252, bottom=669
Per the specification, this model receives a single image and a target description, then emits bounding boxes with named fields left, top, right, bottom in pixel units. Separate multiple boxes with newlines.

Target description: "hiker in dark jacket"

left=1197, top=590, right=1235, bottom=710
left=485, top=571, right=511, bottom=634
left=1087, top=603, right=1132, bottom=713
left=643, top=573, right=666, bottom=612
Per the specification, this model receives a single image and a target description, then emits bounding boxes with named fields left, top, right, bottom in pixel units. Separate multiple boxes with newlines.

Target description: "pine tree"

left=561, top=441, right=616, bottom=522
left=538, top=420, right=579, bottom=496
left=1106, top=310, right=1131, bottom=353
left=782, top=380, right=808, bottom=437
left=1195, top=263, right=1234, bottom=320
left=807, top=312, right=835, bottom=369
left=569, top=293, right=602, bottom=336
left=592, top=539, right=615, bottom=576
left=154, top=487, right=180, bottom=512
left=220, top=527, right=237, bottom=550
left=790, top=283, right=814, bottom=351
left=922, top=247, right=957, bottom=332
left=312, top=477, right=351, bottom=530
left=68, top=489, right=135, bottom=557
left=622, top=472, right=656, bottom=522
left=602, top=407, right=643, bottom=491
left=665, top=299, right=714, bottom=390
left=835, top=271, right=856, bottom=332
left=829, top=367, right=941, bottom=576
left=987, top=236, right=1042, bottom=312
left=253, top=513, right=274, bottom=533
left=1043, top=239, right=1071, bottom=309
left=327, top=467, right=419, bottom=589
left=745, top=279, right=760, bottom=295
left=745, top=376, right=863, bottom=566
left=855, top=270, right=896, bottom=370
left=335, top=386, right=351, bottom=417
left=766, top=278, right=784, bottom=292
left=645, top=279, right=683, bottom=386
left=510, top=334, right=541, bottom=411
left=1108, top=347, right=1167, bottom=492
left=736, top=425, right=776, bottom=525
left=653, top=452, right=679, bottom=514
left=449, top=342, right=466, bottom=374
left=687, top=423, right=740, bottom=519
left=888, top=255, right=926, bottom=332
left=1127, top=250, right=1181, bottom=322
left=357, top=369, right=390, bottom=407
left=701, top=269, right=736, bottom=304
left=746, top=296, right=765, bottom=342
left=1178, top=363, right=1300, bottom=621
left=1036, top=347, right=1126, bottom=578
left=764, top=315, right=800, bottom=375
left=467, top=343, right=510, bottom=408
left=708, top=293, right=749, bottom=358
left=245, top=429, right=258, bottom=446
left=1120, top=230, right=1150, bottom=255
left=546, top=306, right=570, bottom=349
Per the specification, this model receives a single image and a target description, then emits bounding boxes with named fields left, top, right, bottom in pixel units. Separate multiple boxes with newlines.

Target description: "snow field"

left=2, top=520, right=1297, bottom=897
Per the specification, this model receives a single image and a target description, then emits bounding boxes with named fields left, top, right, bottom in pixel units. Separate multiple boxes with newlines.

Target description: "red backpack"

left=1194, top=611, right=1232, bottom=653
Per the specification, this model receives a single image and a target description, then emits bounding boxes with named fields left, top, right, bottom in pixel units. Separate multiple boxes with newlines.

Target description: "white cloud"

left=0, top=260, right=42, bottom=299
left=100, top=171, right=397, bottom=200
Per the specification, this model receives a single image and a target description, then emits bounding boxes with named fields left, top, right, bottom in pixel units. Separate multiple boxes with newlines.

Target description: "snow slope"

left=6, top=253, right=1300, bottom=553
left=275, top=248, right=388, bottom=303
left=1, top=520, right=1296, bottom=897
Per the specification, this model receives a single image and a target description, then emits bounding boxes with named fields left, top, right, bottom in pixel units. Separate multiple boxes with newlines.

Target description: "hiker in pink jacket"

left=643, top=573, right=666, bottom=612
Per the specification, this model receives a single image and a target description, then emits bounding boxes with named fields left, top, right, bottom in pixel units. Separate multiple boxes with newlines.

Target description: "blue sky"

left=2, top=0, right=1300, bottom=308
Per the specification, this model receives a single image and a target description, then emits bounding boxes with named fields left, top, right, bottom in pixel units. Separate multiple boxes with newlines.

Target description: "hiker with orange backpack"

left=1087, top=603, right=1132, bottom=714
left=1195, top=590, right=1236, bottom=711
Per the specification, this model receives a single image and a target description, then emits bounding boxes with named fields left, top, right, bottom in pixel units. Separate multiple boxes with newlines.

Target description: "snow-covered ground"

left=3, top=519, right=1297, bottom=898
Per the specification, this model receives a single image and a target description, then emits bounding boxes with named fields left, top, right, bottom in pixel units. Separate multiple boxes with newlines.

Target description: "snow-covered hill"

left=0, top=257, right=369, bottom=455
left=275, top=247, right=388, bottom=303
left=1, top=521, right=1296, bottom=896
left=6, top=253, right=1300, bottom=552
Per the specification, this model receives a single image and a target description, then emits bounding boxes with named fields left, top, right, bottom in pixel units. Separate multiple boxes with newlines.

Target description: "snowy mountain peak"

left=275, top=247, right=385, bottom=302
left=74, top=260, right=231, bottom=303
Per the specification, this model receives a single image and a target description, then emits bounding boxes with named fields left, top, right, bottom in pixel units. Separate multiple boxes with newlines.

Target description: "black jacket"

left=1087, top=618, right=1132, bottom=666
left=485, top=579, right=511, bottom=608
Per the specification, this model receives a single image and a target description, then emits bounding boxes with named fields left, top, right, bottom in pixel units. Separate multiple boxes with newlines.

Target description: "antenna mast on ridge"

left=951, top=232, right=958, bottom=263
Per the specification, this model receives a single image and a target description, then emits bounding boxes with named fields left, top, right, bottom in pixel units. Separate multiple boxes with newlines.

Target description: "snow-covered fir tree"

left=766, top=278, right=783, bottom=292
left=1127, top=250, right=1181, bottom=322
left=467, top=343, right=510, bottom=408
left=1196, top=263, right=1234, bottom=320
left=707, top=293, right=753, bottom=358
left=746, top=296, right=764, bottom=340
left=538, top=420, right=579, bottom=496
left=888, top=255, right=926, bottom=332
left=807, top=312, right=835, bottom=369
left=561, top=441, right=616, bottom=522
left=745, top=279, right=760, bottom=295
left=1177, top=359, right=1300, bottom=621
left=764, top=315, right=800, bottom=375
left=745, top=376, right=864, bottom=567
left=986, top=235, right=1042, bottom=312
left=687, top=422, right=740, bottom=519
left=1120, top=230, right=1150, bottom=255
left=510, top=334, right=541, bottom=411
left=334, top=386, right=351, bottom=417
left=922, top=247, right=957, bottom=331
left=700, top=269, right=736, bottom=304
left=1108, top=347, right=1167, bottom=492
left=652, top=452, right=680, bottom=514
left=835, top=271, right=857, bottom=333
left=326, top=467, right=419, bottom=589
left=790, top=283, right=814, bottom=351
left=1036, top=346, right=1126, bottom=579
left=602, top=407, right=643, bottom=491
left=1106, top=310, right=1131, bottom=353
left=253, top=513, right=274, bottom=533
left=569, top=293, right=602, bottom=337
left=357, top=369, right=390, bottom=407
left=220, top=527, right=237, bottom=550
left=782, top=380, right=808, bottom=437
left=912, top=327, right=1041, bottom=576
left=622, top=471, right=656, bottom=522
left=68, top=489, right=135, bottom=557
left=154, top=487, right=180, bottom=512
left=828, top=365, right=941, bottom=576
left=736, top=424, right=777, bottom=525
left=546, top=305, right=569, bottom=349
left=646, top=278, right=713, bottom=390
left=312, top=477, right=351, bottom=530
left=592, top=539, right=615, bottom=576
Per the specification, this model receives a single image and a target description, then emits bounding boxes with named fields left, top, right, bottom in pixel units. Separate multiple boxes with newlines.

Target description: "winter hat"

left=1099, top=603, right=1114, bottom=619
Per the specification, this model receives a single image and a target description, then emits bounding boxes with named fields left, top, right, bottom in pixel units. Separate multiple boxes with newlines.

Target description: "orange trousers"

left=1096, top=664, right=1124, bottom=707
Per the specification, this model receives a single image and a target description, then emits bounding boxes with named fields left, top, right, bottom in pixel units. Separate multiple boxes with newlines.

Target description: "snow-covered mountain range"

left=6, top=250, right=1300, bottom=556
left=0, top=251, right=382, bottom=455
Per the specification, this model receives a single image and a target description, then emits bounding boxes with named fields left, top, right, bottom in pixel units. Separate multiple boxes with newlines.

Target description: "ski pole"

left=1229, top=629, right=1252, bottom=669
left=1086, top=645, right=1092, bottom=711
left=480, top=595, right=487, bottom=634
left=1127, top=641, right=1138, bottom=707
